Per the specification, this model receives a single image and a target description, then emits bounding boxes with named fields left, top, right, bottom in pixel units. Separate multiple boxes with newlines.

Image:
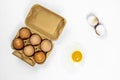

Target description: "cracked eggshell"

left=87, top=14, right=99, bottom=27
left=95, top=24, right=106, bottom=36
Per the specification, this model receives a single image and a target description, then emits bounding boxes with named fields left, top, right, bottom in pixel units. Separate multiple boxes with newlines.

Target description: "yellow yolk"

left=72, top=51, right=83, bottom=62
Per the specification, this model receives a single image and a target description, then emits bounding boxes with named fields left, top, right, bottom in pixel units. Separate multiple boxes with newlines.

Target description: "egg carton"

left=11, top=4, right=66, bottom=66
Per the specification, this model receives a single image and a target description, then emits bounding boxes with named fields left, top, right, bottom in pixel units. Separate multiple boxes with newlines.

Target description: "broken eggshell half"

left=87, top=13, right=99, bottom=27
left=95, top=24, right=107, bottom=37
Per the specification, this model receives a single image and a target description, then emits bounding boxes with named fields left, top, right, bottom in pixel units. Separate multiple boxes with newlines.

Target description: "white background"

left=0, top=0, right=120, bottom=80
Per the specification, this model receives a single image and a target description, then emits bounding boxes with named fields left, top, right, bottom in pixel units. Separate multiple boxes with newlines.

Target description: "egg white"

left=61, top=42, right=86, bottom=73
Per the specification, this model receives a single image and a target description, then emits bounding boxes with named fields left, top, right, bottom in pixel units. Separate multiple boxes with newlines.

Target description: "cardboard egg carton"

left=12, top=4, right=66, bottom=66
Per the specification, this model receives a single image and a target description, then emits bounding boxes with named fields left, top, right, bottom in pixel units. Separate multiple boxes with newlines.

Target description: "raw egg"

left=61, top=43, right=85, bottom=73
left=40, top=39, right=52, bottom=52
left=72, top=51, right=83, bottom=62
left=23, top=45, right=35, bottom=57
left=30, top=34, right=41, bottom=45
left=13, top=38, right=24, bottom=50
left=19, top=27, right=31, bottom=39
left=33, top=51, right=46, bottom=64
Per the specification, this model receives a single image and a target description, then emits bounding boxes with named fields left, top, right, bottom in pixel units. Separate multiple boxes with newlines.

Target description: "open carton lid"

left=25, top=4, right=66, bottom=40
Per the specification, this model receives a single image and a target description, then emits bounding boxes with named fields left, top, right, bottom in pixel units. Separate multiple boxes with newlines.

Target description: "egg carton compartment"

left=13, top=50, right=35, bottom=66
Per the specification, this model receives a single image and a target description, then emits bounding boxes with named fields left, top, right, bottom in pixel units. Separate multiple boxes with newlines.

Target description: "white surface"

left=0, top=0, right=120, bottom=80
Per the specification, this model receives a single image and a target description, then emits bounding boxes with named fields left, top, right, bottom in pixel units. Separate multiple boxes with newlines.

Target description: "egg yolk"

left=72, top=51, right=83, bottom=62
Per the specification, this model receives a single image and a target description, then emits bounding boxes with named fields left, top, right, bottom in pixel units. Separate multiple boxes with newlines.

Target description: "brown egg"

left=13, top=38, right=24, bottom=50
left=19, top=27, right=31, bottom=39
left=30, top=34, right=41, bottom=45
left=40, top=39, right=52, bottom=52
left=33, top=52, right=46, bottom=64
left=23, top=45, right=35, bottom=57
